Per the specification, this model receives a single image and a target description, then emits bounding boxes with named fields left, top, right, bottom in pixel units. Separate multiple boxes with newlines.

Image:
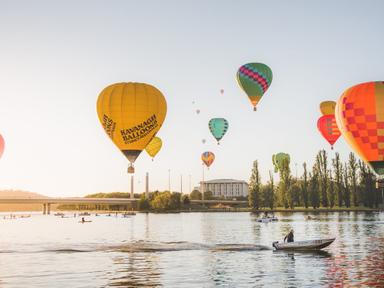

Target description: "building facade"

left=198, top=179, right=248, bottom=198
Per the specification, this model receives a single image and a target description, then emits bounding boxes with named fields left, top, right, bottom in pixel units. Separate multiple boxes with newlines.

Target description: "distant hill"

left=0, top=190, right=51, bottom=212
left=0, top=190, right=48, bottom=199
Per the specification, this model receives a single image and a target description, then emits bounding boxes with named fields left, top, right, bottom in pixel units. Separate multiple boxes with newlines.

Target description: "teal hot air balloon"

left=237, top=63, right=273, bottom=111
left=209, top=118, right=229, bottom=144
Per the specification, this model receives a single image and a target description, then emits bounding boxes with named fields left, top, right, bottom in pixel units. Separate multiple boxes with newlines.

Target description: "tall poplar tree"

left=333, top=152, right=343, bottom=207
left=316, top=150, right=329, bottom=207
left=248, top=160, right=261, bottom=209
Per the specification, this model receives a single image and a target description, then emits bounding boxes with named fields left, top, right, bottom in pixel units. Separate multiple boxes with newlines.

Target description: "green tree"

left=248, top=160, right=261, bottom=209
left=181, top=194, right=190, bottom=205
left=358, top=160, right=376, bottom=208
left=316, top=150, right=329, bottom=207
left=278, top=158, right=291, bottom=208
left=348, top=152, right=359, bottom=206
left=203, top=191, right=213, bottom=200
left=190, top=190, right=202, bottom=200
left=266, top=170, right=275, bottom=209
left=138, top=193, right=150, bottom=210
left=333, top=152, right=343, bottom=207
left=309, top=166, right=320, bottom=209
left=343, top=163, right=351, bottom=207
left=301, top=162, right=309, bottom=208
left=288, top=180, right=301, bottom=209
left=328, top=170, right=335, bottom=208
left=150, top=192, right=182, bottom=211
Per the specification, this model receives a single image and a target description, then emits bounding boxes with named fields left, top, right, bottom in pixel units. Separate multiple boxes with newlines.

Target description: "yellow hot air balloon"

left=97, top=82, right=167, bottom=173
left=145, top=136, right=162, bottom=160
left=320, top=101, right=336, bottom=115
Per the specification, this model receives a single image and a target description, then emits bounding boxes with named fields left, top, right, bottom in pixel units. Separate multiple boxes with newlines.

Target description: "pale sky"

left=0, top=0, right=383, bottom=196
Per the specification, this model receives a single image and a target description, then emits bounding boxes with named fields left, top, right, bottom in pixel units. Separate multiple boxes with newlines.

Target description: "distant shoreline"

left=0, top=207, right=382, bottom=213
left=139, top=207, right=383, bottom=213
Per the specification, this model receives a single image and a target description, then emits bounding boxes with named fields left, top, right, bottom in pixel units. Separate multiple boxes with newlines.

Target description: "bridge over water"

left=0, top=198, right=247, bottom=214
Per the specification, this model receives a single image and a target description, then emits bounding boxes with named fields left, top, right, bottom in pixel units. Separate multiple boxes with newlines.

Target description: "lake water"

left=0, top=211, right=383, bottom=287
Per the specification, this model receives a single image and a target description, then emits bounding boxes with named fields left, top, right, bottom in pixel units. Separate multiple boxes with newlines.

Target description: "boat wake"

left=0, top=241, right=272, bottom=254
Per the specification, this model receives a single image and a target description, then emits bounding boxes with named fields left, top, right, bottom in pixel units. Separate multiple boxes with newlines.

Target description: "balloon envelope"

left=317, top=115, right=341, bottom=149
left=97, top=82, right=167, bottom=172
left=320, top=101, right=336, bottom=115
left=145, top=137, right=162, bottom=159
left=208, top=118, right=229, bottom=144
left=236, top=63, right=273, bottom=111
left=272, top=153, right=290, bottom=173
left=201, top=151, right=215, bottom=168
left=0, top=134, right=5, bottom=159
left=336, top=81, right=384, bottom=176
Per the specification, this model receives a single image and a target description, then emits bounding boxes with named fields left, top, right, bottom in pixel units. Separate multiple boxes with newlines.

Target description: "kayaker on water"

left=284, top=229, right=294, bottom=243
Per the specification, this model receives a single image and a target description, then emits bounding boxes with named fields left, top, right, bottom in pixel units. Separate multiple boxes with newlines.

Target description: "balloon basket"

left=253, top=107, right=257, bottom=111
left=128, top=165, right=135, bottom=174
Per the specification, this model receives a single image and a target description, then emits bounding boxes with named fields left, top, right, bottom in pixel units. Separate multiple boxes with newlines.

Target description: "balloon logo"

left=272, top=153, right=290, bottom=173
left=320, top=101, right=336, bottom=115
left=209, top=118, right=229, bottom=144
left=97, top=82, right=167, bottom=173
left=336, top=81, right=384, bottom=176
left=236, top=62, right=273, bottom=111
left=145, top=136, right=162, bottom=161
left=317, top=115, right=341, bottom=149
left=201, top=151, right=215, bottom=168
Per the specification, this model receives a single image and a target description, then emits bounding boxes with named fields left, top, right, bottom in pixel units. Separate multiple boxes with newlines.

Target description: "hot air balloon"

left=97, top=82, right=167, bottom=173
left=201, top=151, right=215, bottom=168
left=320, top=101, right=336, bottom=115
left=145, top=136, right=162, bottom=161
left=236, top=62, right=273, bottom=111
left=317, top=115, right=341, bottom=149
left=272, top=153, right=290, bottom=173
left=0, top=134, right=5, bottom=159
left=336, top=81, right=384, bottom=176
left=208, top=118, right=229, bottom=144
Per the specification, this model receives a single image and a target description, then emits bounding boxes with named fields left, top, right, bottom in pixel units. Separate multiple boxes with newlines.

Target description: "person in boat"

left=284, top=229, right=294, bottom=243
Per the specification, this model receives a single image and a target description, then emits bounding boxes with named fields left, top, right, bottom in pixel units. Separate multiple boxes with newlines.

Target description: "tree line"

left=248, top=150, right=383, bottom=210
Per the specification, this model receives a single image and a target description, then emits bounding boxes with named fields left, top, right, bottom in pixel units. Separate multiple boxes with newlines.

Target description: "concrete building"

left=199, top=179, right=248, bottom=198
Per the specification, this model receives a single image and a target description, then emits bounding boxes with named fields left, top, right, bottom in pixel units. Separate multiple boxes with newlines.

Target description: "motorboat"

left=272, top=238, right=335, bottom=251
left=257, top=216, right=278, bottom=223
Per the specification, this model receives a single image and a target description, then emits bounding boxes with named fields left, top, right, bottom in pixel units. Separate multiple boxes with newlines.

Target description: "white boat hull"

left=272, top=238, right=335, bottom=251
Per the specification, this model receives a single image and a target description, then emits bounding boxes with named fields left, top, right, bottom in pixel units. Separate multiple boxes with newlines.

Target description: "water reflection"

left=0, top=211, right=382, bottom=287
left=109, top=253, right=161, bottom=287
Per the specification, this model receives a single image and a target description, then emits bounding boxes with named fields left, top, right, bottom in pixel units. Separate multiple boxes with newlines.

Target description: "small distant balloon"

left=0, top=134, right=5, bottom=159
left=220, top=89, right=224, bottom=95
left=320, top=101, right=336, bottom=115
left=196, top=109, right=200, bottom=114
left=145, top=136, right=162, bottom=161
left=317, top=115, right=341, bottom=149
left=202, top=139, right=206, bottom=144
left=201, top=151, right=215, bottom=168
left=208, top=118, right=229, bottom=144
